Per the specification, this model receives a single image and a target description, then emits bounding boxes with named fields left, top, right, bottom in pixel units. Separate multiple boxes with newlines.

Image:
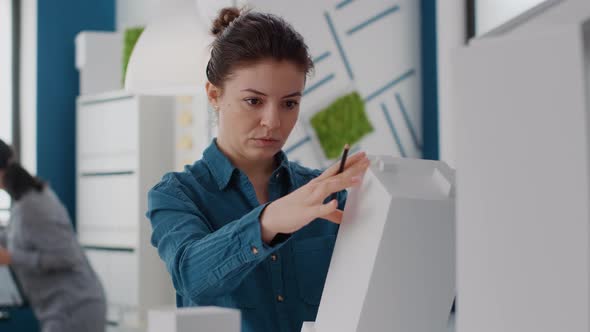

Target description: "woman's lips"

left=252, top=138, right=280, bottom=147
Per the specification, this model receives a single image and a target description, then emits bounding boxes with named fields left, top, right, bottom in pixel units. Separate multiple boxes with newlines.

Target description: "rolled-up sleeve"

left=147, top=177, right=288, bottom=303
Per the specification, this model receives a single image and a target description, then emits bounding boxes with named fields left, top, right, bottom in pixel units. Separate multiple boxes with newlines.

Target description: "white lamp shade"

left=124, top=0, right=213, bottom=95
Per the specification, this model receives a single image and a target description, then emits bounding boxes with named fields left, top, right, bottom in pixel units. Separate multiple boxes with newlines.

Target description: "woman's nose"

left=260, top=106, right=281, bottom=129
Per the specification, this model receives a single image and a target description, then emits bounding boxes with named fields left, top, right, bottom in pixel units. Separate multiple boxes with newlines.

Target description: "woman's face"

left=207, top=59, right=305, bottom=163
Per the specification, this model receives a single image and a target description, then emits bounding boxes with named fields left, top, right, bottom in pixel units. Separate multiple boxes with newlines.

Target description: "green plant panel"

left=310, top=91, right=373, bottom=159
left=122, top=27, right=145, bottom=85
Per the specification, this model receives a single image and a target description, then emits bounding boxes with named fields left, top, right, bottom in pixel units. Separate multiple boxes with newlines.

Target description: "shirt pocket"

left=291, top=235, right=337, bottom=305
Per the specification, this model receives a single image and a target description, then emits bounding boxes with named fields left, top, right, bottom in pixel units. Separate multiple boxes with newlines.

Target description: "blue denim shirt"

left=146, top=139, right=346, bottom=332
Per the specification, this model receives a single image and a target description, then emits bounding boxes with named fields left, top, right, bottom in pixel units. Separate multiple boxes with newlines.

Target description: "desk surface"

left=107, top=314, right=456, bottom=332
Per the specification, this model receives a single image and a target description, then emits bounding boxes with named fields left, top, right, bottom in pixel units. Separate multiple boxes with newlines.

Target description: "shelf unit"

left=76, top=90, right=176, bottom=329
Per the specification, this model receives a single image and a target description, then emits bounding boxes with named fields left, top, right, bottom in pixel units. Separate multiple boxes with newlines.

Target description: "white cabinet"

left=75, top=32, right=123, bottom=95
left=173, top=94, right=214, bottom=170
left=85, top=249, right=140, bottom=324
left=78, top=174, right=139, bottom=248
left=76, top=91, right=176, bottom=329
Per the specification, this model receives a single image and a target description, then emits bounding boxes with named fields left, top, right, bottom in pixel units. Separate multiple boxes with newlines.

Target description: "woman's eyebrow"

left=282, top=92, right=302, bottom=98
left=241, top=88, right=267, bottom=96
left=241, top=88, right=302, bottom=99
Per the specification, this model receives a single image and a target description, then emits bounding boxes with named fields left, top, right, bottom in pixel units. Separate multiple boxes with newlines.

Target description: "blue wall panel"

left=37, top=0, right=115, bottom=225
left=421, top=0, right=439, bottom=160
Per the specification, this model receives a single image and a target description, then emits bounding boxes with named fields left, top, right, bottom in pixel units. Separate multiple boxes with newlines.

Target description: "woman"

left=147, top=7, right=370, bottom=332
left=0, top=140, right=106, bottom=332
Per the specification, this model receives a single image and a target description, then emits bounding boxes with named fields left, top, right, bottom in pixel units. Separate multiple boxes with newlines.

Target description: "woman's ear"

left=205, top=82, right=220, bottom=108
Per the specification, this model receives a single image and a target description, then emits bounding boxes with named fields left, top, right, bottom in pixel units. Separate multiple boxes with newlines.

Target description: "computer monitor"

left=0, top=266, right=24, bottom=308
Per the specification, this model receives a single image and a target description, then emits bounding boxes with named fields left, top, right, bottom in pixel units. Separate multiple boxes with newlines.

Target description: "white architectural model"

left=303, top=156, right=455, bottom=332
left=148, top=307, right=240, bottom=332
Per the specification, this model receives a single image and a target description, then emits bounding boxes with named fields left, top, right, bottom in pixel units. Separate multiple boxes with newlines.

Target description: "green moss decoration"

left=310, top=91, right=373, bottom=159
left=122, top=27, right=145, bottom=85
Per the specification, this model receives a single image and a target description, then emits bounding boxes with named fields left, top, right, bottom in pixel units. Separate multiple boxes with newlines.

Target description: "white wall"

left=248, top=0, right=422, bottom=169
left=20, top=0, right=37, bottom=173
left=0, top=0, right=12, bottom=145
left=436, top=0, right=465, bottom=168
left=0, top=0, right=13, bottom=223
left=116, top=0, right=160, bottom=30
left=0, top=0, right=37, bottom=223
left=116, top=0, right=237, bottom=30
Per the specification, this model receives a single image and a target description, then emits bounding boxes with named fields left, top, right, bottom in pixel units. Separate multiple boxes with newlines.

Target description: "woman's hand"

left=260, top=152, right=371, bottom=243
left=0, top=248, right=12, bottom=265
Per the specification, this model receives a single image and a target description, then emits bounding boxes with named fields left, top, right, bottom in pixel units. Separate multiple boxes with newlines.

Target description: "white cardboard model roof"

left=303, top=156, right=455, bottom=332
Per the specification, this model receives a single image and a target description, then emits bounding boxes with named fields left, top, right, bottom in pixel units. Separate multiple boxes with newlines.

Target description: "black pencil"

left=328, top=144, right=350, bottom=203
left=337, top=144, right=350, bottom=174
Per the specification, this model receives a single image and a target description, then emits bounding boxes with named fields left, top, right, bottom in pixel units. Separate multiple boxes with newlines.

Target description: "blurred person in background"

left=0, top=139, right=106, bottom=332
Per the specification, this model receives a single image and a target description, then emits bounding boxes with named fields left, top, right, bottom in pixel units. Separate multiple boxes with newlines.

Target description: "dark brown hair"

left=206, top=7, right=314, bottom=88
left=0, top=139, right=45, bottom=201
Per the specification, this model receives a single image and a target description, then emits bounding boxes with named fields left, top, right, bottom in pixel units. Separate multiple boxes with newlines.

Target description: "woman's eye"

left=284, top=100, right=299, bottom=110
left=245, top=98, right=262, bottom=106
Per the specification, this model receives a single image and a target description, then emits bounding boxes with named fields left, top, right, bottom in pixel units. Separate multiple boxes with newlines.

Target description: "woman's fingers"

left=338, top=156, right=371, bottom=179
left=322, top=208, right=344, bottom=224
left=318, top=158, right=370, bottom=195
left=315, top=199, right=341, bottom=222
left=315, top=151, right=367, bottom=182
left=312, top=176, right=362, bottom=201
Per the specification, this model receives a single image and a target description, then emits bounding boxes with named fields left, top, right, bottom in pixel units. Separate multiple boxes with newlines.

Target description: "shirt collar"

left=203, top=138, right=293, bottom=191
left=274, top=149, right=294, bottom=187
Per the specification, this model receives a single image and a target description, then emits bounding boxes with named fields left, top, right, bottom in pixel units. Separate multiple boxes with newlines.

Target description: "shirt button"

left=277, top=295, right=284, bottom=302
left=251, top=247, right=259, bottom=255
left=270, top=254, right=278, bottom=261
left=275, top=173, right=280, bottom=179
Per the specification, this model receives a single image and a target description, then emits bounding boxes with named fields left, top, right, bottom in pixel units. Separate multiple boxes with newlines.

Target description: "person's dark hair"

left=206, top=7, right=314, bottom=88
left=0, top=139, right=45, bottom=201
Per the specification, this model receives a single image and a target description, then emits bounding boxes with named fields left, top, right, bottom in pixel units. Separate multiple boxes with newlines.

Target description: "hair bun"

left=211, top=7, right=241, bottom=37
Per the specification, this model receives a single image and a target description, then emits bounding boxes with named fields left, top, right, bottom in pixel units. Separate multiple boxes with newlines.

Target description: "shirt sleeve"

left=10, top=207, right=84, bottom=273
left=146, top=175, right=288, bottom=304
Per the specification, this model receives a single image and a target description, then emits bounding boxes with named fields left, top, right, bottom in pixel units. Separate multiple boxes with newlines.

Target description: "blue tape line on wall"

left=395, top=93, right=422, bottom=151
left=347, top=5, right=401, bottom=36
left=303, top=73, right=336, bottom=96
left=324, top=12, right=355, bottom=80
left=381, top=102, right=407, bottom=157
left=335, top=0, right=354, bottom=10
left=364, top=68, right=415, bottom=103
left=312, top=51, right=332, bottom=65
